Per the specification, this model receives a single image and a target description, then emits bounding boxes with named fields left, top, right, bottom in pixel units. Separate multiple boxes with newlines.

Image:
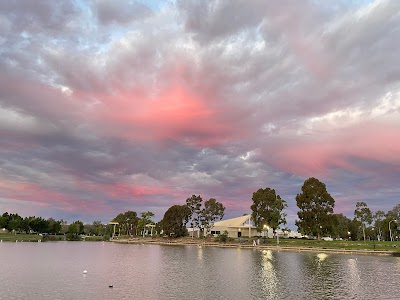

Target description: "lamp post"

left=389, top=219, right=398, bottom=242
left=263, top=224, right=269, bottom=244
left=372, top=227, right=375, bottom=250
left=348, top=231, right=351, bottom=241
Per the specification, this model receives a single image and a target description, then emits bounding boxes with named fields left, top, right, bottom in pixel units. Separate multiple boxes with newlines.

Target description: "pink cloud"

left=0, top=178, right=110, bottom=214
left=266, top=122, right=400, bottom=177
left=102, top=182, right=176, bottom=199
left=86, top=82, right=244, bottom=147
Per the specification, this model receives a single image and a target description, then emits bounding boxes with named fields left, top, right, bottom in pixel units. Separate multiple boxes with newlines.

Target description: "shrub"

left=42, top=235, right=65, bottom=242
left=219, top=230, right=229, bottom=243
left=66, top=233, right=81, bottom=241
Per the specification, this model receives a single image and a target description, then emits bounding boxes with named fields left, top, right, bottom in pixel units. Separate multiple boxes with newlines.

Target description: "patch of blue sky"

left=312, top=0, right=376, bottom=15
left=137, top=0, right=171, bottom=11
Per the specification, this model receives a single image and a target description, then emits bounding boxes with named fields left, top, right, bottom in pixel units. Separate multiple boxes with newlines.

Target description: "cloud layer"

left=1, top=0, right=399, bottom=225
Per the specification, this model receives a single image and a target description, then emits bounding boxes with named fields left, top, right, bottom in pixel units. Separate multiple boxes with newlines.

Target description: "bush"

left=219, top=230, right=229, bottom=243
left=42, top=235, right=65, bottom=242
left=66, top=233, right=81, bottom=241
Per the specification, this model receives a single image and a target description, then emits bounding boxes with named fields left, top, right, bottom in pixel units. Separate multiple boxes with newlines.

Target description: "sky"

left=0, top=0, right=399, bottom=227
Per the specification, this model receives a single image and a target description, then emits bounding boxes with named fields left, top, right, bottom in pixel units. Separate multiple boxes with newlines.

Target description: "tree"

left=29, top=216, right=49, bottom=233
left=162, top=205, right=191, bottom=237
left=373, top=210, right=385, bottom=241
left=354, top=202, right=372, bottom=241
left=384, top=204, right=400, bottom=241
left=91, top=221, right=105, bottom=236
left=113, top=211, right=139, bottom=236
left=296, top=177, right=335, bottom=239
left=349, top=218, right=363, bottom=241
left=186, top=195, right=203, bottom=237
left=386, top=204, right=400, bottom=220
left=0, top=213, right=10, bottom=230
left=7, top=214, right=23, bottom=233
left=331, top=214, right=352, bottom=240
left=251, top=187, right=287, bottom=233
left=201, top=198, right=225, bottom=234
left=47, top=218, right=61, bottom=234
left=141, top=211, right=154, bottom=237
left=66, top=221, right=84, bottom=241
left=155, top=220, right=163, bottom=236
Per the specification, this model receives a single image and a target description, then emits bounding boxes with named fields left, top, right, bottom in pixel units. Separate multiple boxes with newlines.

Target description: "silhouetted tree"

left=162, top=205, right=191, bottom=237
left=296, top=177, right=335, bottom=239
left=251, top=187, right=287, bottom=234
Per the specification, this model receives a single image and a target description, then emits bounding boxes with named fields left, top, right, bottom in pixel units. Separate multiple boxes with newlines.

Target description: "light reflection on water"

left=0, top=242, right=400, bottom=300
left=260, top=250, right=278, bottom=300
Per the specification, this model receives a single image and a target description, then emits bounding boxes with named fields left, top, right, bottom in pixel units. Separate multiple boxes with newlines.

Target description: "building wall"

left=211, top=226, right=261, bottom=238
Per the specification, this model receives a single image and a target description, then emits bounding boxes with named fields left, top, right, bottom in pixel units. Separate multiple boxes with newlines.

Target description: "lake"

left=0, top=241, right=399, bottom=299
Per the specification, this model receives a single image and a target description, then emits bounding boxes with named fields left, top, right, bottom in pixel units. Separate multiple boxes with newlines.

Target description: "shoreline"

left=112, top=238, right=398, bottom=257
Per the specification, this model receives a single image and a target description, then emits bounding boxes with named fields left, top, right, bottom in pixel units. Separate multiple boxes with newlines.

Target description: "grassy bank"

left=267, top=238, right=400, bottom=252
left=113, top=236, right=400, bottom=256
left=0, top=233, right=43, bottom=242
left=0, top=233, right=106, bottom=242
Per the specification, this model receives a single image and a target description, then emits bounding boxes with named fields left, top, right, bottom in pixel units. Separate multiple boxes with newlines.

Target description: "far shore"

left=2, top=234, right=399, bottom=257
left=112, top=237, right=400, bottom=257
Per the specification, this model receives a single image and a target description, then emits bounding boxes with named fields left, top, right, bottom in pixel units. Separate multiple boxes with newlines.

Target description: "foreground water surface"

left=0, top=241, right=399, bottom=300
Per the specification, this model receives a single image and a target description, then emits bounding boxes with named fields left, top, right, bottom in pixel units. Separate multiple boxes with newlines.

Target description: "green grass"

left=0, top=233, right=109, bottom=242
left=82, top=235, right=108, bottom=241
left=0, top=233, right=43, bottom=242
left=265, top=238, right=400, bottom=251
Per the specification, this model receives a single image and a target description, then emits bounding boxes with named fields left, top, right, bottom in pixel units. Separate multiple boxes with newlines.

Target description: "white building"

left=208, top=215, right=274, bottom=238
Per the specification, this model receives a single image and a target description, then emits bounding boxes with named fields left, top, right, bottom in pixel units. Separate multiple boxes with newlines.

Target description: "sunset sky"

left=1, top=0, right=399, bottom=227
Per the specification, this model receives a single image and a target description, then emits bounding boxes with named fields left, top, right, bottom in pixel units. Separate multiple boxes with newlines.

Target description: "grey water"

left=0, top=242, right=399, bottom=300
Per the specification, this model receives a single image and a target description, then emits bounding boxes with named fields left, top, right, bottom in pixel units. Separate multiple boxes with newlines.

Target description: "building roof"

left=213, top=215, right=255, bottom=228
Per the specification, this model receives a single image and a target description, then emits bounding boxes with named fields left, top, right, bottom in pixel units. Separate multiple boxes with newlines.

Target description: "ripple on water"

left=0, top=242, right=400, bottom=300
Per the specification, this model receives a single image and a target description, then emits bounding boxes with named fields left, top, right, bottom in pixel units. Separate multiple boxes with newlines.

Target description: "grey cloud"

left=1, top=1, right=400, bottom=223
left=0, top=0, right=78, bottom=33
left=92, top=0, right=153, bottom=26
left=178, top=0, right=267, bottom=43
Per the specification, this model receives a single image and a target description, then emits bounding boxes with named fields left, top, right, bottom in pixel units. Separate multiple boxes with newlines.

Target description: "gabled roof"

left=213, top=215, right=254, bottom=228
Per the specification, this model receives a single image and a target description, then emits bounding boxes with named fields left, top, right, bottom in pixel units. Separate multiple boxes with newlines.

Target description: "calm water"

left=0, top=242, right=399, bottom=300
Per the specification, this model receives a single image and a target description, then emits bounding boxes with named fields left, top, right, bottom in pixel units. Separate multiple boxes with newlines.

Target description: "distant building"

left=208, top=215, right=272, bottom=238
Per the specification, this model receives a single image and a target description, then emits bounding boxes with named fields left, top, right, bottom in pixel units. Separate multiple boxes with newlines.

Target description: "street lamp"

left=348, top=231, right=351, bottom=241
left=389, top=219, right=398, bottom=242
left=371, top=227, right=375, bottom=250
left=263, top=224, right=269, bottom=244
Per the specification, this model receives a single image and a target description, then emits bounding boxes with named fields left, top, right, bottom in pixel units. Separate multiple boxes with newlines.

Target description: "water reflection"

left=260, top=250, right=278, bottom=300
left=1, top=243, right=400, bottom=300
left=197, top=245, right=203, bottom=260
left=317, top=252, right=328, bottom=262
left=346, top=258, right=361, bottom=298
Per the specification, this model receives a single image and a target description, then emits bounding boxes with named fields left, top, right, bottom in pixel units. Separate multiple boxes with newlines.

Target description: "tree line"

left=0, top=213, right=63, bottom=234
left=1, top=176, right=399, bottom=241
left=0, top=213, right=110, bottom=240
left=250, top=177, right=400, bottom=241
left=109, top=195, right=226, bottom=238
